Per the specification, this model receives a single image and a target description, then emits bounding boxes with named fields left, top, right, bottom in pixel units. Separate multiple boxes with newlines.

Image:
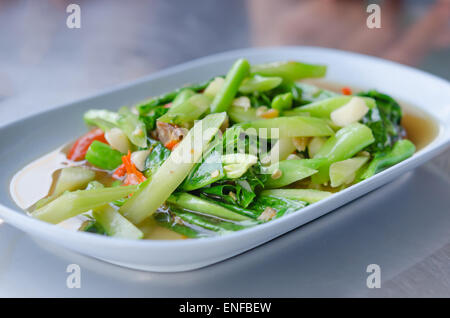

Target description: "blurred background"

left=0, top=0, right=448, bottom=126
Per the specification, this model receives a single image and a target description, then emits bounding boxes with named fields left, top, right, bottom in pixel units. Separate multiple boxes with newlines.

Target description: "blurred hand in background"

left=248, top=0, right=450, bottom=66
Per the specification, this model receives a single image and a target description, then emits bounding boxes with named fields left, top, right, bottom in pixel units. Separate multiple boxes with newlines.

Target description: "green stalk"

left=167, top=193, right=251, bottom=221
left=238, top=75, right=282, bottom=94
left=251, top=61, right=327, bottom=81
left=262, top=158, right=327, bottom=188
left=239, top=116, right=334, bottom=138
left=287, top=96, right=375, bottom=118
left=157, top=94, right=211, bottom=126
left=153, top=212, right=204, bottom=238
left=360, top=139, right=415, bottom=180
left=136, top=80, right=212, bottom=115
left=85, top=140, right=123, bottom=170
left=271, top=92, right=293, bottom=111
left=312, top=123, right=375, bottom=184
left=117, top=107, right=147, bottom=148
left=261, top=189, right=332, bottom=204
left=32, top=185, right=138, bottom=224
left=170, top=208, right=255, bottom=234
left=172, top=89, right=196, bottom=108
left=92, top=205, right=143, bottom=239
left=120, top=113, right=226, bottom=224
left=34, top=167, right=96, bottom=210
left=53, top=166, right=96, bottom=197
left=260, top=137, right=296, bottom=165
left=83, top=109, right=119, bottom=131
left=329, top=156, right=369, bottom=187
left=210, top=59, right=250, bottom=113
left=228, top=105, right=259, bottom=123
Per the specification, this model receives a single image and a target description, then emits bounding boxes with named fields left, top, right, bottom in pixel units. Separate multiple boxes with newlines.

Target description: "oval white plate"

left=0, top=47, right=449, bottom=272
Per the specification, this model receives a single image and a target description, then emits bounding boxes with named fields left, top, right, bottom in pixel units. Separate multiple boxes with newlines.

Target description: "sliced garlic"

left=256, top=106, right=269, bottom=117
left=292, top=137, right=310, bottom=152
left=287, top=154, right=301, bottom=160
left=222, top=153, right=258, bottom=179
left=105, top=128, right=131, bottom=153
left=271, top=168, right=282, bottom=180
left=232, top=96, right=251, bottom=111
left=210, top=169, right=220, bottom=178
left=329, top=156, right=369, bottom=187
left=258, top=207, right=277, bottom=221
left=308, top=137, right=327, bottom=158
left=330, top=96, right=369, bottom=127
left=131, top=150, right=151, bottom=171
left=204, top=77, right=225, bottom=97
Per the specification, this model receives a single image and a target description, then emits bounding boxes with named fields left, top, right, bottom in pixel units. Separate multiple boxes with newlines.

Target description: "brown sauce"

left=9, top=81, right=440, bottom=239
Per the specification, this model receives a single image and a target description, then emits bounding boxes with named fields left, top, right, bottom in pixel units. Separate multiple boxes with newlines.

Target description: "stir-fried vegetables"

left=67, top=128, right=107, bottom=161
left=30, top=58, right=416, bottom=240
left=85, top=140, right=123, bottom=170
left=210, top=58, right=250, bottom=113
left=251, top=61, right=327, bottom=81
left=120, top=113, right=227, bottom=224
left=32, top=184, right=139, bottom=224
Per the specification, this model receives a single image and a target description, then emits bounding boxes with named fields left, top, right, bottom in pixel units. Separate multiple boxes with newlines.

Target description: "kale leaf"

left=200, top=194, right=306, bottom=221
left=139, top=106, right=168, bottom=132
left=358, top=90, right=405, bottom=153
left=144, top=141, right=171, bottom=178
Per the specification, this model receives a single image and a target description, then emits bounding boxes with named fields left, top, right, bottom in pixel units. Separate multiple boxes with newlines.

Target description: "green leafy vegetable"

left=239, top=75, right=282, bottom=94
left=140, top=106, right=168, bottom=132
left=240, top=116, right=334, bottom=138
left=83, top=109, right=119, bottom=131
left=312, top=123, right=375, bottom=184
left=144, top=141, right=171, bottom=178
left=261, top=189, right=332, bottom=204
left=120, top=113, right=226, bottom=224
left=207, top=194, right=307, bottom=221
left=360, top=139, right=415, bottom=180
left=200, top=166, right=266, bottom=209
left=79, top=218, right=106, bottom=235
left=295, top=82, right=338, bottom=104
left=157, top=94, right=211, bottom=127
left=251, top=61, right=327, bottom=81
left=262, top=158, right=327, bottom=188
left=271, top=92, right=293, bottom=111
left=32, top=184, right=138, bottom=224
left=181, top=137, right=224, bottom=191
left=329, top=156, right=369, bottom=187
left=358, top=90, right=405, bottom=153
left=167, top=192, right=252, bottom=221
left=288, top=96, right=375, bottom=118
left=210, top=58, right=250, bottom=113
left=136, top=80, right=212, bottom=115
left=154, top=212, right=206, bottom=238
left=85, top=140, right=123, bottom=170
left=92, top=205, right=144, bottom=239
left=117, top=107, right=147, bottom=148
left=167, top=207, right=257, bottom=234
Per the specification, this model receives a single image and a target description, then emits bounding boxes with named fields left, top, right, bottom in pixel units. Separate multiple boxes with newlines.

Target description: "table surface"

left=0, top=0, right=449, bottom=297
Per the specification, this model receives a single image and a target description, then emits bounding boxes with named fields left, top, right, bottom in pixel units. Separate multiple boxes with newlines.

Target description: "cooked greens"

left=30, top=58, right=416, bottom=240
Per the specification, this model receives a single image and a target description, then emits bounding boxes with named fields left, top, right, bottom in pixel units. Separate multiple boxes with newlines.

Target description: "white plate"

left=0, top=47, right=449, bottom=272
